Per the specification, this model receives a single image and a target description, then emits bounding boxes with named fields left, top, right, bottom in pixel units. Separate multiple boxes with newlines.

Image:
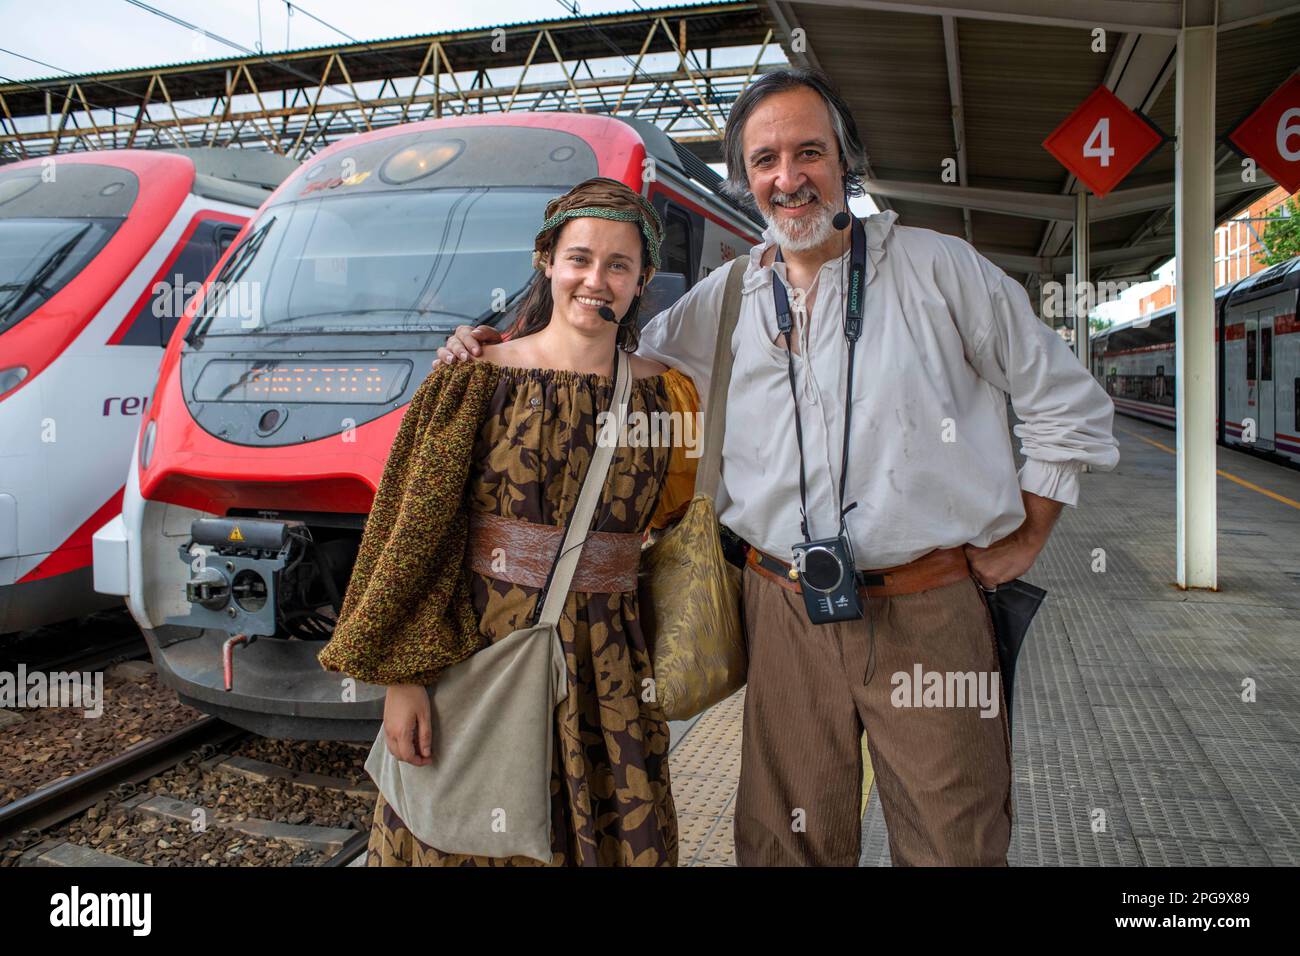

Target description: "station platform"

left=667, top=412, right=1300, bottom=866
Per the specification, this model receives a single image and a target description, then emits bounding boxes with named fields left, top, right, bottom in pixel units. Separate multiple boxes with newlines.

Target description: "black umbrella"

left=979, top=579, right=1047, bottom=728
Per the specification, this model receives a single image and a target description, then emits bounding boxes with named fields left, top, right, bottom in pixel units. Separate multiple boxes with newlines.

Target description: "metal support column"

left=1174, top=20, right=1217, bottom=589
left=1073, top=193, right=1093, bottom=474
left=1072, top=191, right=1090, bottom=366
left=1037, top=273, right=1055, bottom=327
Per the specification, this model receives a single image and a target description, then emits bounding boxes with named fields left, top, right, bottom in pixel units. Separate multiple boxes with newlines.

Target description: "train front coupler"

left=165, top=516, right=306, bottom=645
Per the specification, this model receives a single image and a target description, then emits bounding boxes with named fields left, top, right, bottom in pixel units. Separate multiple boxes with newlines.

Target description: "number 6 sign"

left=1042, top=85, right=1167, bottom=198
left=1228, top=74, right=1300, bottom=195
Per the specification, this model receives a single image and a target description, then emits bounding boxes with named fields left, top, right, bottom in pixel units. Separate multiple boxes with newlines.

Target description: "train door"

left=1244, top=311, right=1259, bottom=445
left=1257, top=309, right=1276, bottom=451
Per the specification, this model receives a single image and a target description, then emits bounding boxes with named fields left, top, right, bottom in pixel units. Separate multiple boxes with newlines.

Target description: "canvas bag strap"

left=695, top=256, right=747, bottom=500
left=535, top=348, right=632, bottom=627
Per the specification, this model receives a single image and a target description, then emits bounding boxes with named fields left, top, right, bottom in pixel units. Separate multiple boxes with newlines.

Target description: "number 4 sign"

left=1228, top=73, right=1300, bottom=195
left=1042, top=86, right=1167, bottom=197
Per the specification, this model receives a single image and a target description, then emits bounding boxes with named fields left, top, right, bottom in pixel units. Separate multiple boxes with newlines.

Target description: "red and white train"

left=92, top=113, right=763, bottom=739
left=0, top=149, right=296, bottom=634
left=1091, top=256, right=1300, bottom=465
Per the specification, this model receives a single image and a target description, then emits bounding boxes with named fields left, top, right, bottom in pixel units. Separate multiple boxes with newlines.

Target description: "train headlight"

left=0, top=365, right=28, bottom=396
left=379, top=140, right=464, bottom=185
left=139, top=419, right=157, bottom=470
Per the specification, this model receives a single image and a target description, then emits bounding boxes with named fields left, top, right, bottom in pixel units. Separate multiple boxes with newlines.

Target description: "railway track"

left=2, top=716, right=375, bottom=868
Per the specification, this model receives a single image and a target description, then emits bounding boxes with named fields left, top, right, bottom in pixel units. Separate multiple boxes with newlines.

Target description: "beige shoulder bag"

left=365, top=349, right=632, bottom=863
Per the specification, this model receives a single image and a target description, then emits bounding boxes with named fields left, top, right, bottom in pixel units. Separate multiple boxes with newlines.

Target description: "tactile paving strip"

left=666, top=690, right=744, bottom=866
left=670, top=773, right=737, bottom=818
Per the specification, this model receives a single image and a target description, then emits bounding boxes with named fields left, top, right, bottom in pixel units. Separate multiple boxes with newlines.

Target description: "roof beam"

left=983, top=237, right=1175, bottom=274
left=789, top=0, right=1300, bottom=35
left=861, top=168, right=1274, bottom=222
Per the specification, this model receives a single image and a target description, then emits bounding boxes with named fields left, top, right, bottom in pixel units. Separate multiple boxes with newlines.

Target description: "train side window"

left=1260, top=327, right=1272, bottom=381
left=120, top=219, right=224, bottom=347
left=660, top=206, right=692, bottom=284
left=214, top=224, right=241, bottom=256
left=1246, top=329, right=1257, bottom=380
left=1295, top=378, right=1299, bottom=432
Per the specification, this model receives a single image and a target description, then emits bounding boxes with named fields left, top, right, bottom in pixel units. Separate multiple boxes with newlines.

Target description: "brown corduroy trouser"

left=733, top=562, right=1013, bottom=867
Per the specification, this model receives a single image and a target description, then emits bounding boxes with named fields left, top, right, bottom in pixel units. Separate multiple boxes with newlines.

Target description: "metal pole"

left=1073, top=191, right=1090, bottom=367
left=1037, top=273, right=1054, bottom=327
left=1175, top=22, right=1217, bottom=590
left=1073, top=193, right=1093, bottom=475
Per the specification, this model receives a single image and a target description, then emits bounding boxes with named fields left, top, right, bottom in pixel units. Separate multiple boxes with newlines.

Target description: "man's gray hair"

left=720, top=67, right=868, bottom=208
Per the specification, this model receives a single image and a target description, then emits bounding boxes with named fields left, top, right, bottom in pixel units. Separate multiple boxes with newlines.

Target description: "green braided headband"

left=534, top=204, right=663, bottom=272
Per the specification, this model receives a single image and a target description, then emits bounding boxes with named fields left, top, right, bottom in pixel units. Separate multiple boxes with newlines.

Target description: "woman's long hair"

left=505, top=177, right=660, bottom=353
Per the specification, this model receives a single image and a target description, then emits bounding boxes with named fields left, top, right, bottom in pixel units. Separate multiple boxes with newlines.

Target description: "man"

left=438, top=68, right=1119, bottom=866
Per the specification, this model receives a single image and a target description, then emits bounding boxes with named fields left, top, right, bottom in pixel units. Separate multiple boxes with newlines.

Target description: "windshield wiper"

left=186, top=217, right=276, bottom=345
left=0, top=224, right=92, bottom=327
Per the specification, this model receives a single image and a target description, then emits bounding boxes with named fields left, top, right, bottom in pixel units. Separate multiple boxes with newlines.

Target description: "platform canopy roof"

left=765, top=0, right=1300, bottom=290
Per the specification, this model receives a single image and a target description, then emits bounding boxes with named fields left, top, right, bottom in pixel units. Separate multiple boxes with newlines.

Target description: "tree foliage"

left=1260, top=194, right=1300, bottom=266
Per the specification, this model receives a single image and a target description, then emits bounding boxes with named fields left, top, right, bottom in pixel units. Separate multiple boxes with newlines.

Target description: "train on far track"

left=0, top=148, right=296, bottom=635
left=92, top=111, right=764, bottom=740
left=1090, top=255, right=1300, bottom=466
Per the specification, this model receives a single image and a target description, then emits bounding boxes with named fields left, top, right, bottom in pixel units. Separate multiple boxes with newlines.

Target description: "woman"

left=318, top=177, right=699, bottom=866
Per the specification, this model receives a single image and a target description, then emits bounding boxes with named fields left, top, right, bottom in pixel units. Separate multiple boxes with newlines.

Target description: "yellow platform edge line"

left=1113, top=425, right=1300, bottom=512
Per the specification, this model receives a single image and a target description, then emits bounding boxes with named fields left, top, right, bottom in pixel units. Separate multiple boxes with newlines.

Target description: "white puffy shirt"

left=636, top=210, right=1120, bottom=569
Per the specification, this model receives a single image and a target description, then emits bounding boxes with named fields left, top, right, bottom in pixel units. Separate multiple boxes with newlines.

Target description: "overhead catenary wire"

left=2, top=1, right=743, bottom=158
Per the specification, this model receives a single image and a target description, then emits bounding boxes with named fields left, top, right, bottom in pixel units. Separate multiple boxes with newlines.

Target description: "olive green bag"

left=640, top=257, right=748, bottom=721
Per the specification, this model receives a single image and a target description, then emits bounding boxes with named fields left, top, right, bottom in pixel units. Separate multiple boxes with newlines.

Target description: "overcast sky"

left=0, top=1, right=723, bottom=79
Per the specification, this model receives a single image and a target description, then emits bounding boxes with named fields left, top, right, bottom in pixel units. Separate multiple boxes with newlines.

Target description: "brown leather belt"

left=467, top=511, right=642, bottom=594
left=746, top=544, right=972, bottom=598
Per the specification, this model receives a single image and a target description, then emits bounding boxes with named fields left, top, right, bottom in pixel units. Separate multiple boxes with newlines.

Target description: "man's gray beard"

left=764, top=201, right=835, bottom=253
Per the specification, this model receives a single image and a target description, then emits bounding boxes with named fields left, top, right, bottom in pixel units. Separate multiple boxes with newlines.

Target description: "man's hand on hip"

left=963, top=490, right=1063, bottom=589
left=434, top=325, right=501, bottom=367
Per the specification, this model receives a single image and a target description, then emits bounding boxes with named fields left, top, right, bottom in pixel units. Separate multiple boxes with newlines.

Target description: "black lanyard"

left=771, top=215, right=867, bottom=541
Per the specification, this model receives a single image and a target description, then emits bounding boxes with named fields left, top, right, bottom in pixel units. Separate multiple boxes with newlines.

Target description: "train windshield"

left=0, top=218, right=121, bottom=334
left=195, top=187, right=556, bottom=336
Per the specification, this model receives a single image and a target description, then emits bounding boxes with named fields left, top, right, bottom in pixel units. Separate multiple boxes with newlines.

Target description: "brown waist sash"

left=467, top=511, right=643, bottom=594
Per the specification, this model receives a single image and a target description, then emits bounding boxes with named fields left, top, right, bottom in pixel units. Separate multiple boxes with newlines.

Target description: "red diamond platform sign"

left=1227, top=74, right=1300, bottom=196
left=1042, top=86, right=1166, bottom=197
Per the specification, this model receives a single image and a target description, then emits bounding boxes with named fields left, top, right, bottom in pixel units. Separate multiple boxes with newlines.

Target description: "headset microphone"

left=832, top=175, right=851, bottom=230
left=596, top=275, right=646, bottom=324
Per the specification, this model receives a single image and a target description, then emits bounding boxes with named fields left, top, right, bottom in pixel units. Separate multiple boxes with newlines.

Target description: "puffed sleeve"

left=646, top=368, right=701, bottom=531
left=318, top=361, right=501, bottom=685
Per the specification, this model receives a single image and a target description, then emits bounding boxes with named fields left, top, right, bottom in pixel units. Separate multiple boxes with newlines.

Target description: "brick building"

left=1136, top=185, right=1297, bottom=315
